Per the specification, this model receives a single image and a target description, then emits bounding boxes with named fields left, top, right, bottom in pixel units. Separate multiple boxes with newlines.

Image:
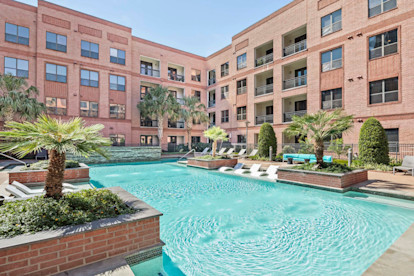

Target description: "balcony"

left=168, top=73, right=184, bottom=82
left=284, top=40, right=307, bottom=57
left=168, top=120, right=185, bottom=129
left=283, top=75, right=307, bottom=90
left=141, top=68, right=160, bottom=77
left=191, top=69, right=201, bottom=82
left=283, top=94, right=307, bottom=123
left=283, top=26, right=307, bottom=57
left=255, top=84, right=273, bottom=96
left=140, top=118, right=158, bottom=127
left=168, top=63, right=185, bottom=82
left=283, top=111, right=307, bottom=122
left=255, top=41, right=273, bottom=67
left=255, top=101, right=273, bottom=125
left=282, top=58, right=307, bottom=90
left=255, top=69, right=273, bottom=97
left=256, top=115, right=273, bottom=125
left=140, top=57, right=160, bottom=77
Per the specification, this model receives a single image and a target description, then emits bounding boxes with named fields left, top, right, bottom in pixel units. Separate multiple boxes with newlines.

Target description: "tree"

left=137, top=86, right=180, bottom=145
left=258, top=123, right=277, bottom=157
left=203, top=126, right=228, bottom=157
left=358, top=117, right=390, bottom=164
left=0, top=74, right=45, bottom=124
left=180, top=96, right=209, bottom=150
left=0, top=116, right=111, bottom=199
left=327, top=138, right=350, bottom=159
left=298, top=138, right=314, bottom=154
left=284, top=110, right=353, bottom=167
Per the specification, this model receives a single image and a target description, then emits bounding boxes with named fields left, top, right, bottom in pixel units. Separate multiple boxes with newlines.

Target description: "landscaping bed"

left=187, top=157, right=238, bottom=170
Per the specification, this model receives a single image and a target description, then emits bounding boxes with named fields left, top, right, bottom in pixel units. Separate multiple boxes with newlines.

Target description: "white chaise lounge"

left=12, top=181, right=44, bottom=195
left=251, top=165, right=279, bottom=180
left=248, top=149, right=258, bottom=157
left=223, top=148, right=235, bottom=156
left=6, top=185, right=36, bottom=199
left=393, top=156, right=414, bottom=176
left=219, top=163, right=244, bottom=172
left=217, top=148, right=227, bottom=156
left=235, top=163, right=261, bottom=174
left=194, top=147, right=210, bottom=157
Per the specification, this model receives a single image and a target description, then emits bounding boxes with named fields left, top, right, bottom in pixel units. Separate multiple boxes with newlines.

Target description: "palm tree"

left=0, top=74, right=45, bottom=124
left=284, top=110, right=353, bottom=167
left=203, top=126, right=229, bottom=157
left=137, top=86, right=180, bottom=145
left=0, top=116, right=111, bottom=199
left=180, top=96, right=209, bottom=150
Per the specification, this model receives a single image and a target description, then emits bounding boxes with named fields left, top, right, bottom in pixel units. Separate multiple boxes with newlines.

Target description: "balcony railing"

left=208, top=78, right=216, bottom=86
left=283, top=75, right=307, bottom=90
left=168, top=120, right=185, bottom=129
left=191, top=75, right=201, bottom=82
left=256, top=114, right=273, bottom=125
left=237, top=86, right=247, bottom=95
left=140, top=119, right=158, bottom=127
left=283, top=40, right=307, bottom=57
left=322, top=21, right=342, bottom=36
left=255, top=52, right=273, bottom=67
left=140, top=68, right=160, bottom=77
left=369, top=42, right=398, bottom=59
left=168, top=74, right=185, bottom=82
left=322, top=58, right=342, bottom=72
left=322, top=99, right=342, bottom=110
left=283, top=110, right=307, bottom=122
left=255, top=83, right=273, bottom=96
left=208, top=100, right=216, bottom=108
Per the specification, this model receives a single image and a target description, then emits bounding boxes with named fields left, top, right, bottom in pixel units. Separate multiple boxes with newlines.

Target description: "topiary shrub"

left=282, top=145, right=296, bottom=154
left=358, top=117, right=390, bottom=165
left=258, top=123, right=277, bottom=157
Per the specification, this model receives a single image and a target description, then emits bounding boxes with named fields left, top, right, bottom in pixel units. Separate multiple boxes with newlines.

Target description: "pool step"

left=344, top=191, right=414, bottom=210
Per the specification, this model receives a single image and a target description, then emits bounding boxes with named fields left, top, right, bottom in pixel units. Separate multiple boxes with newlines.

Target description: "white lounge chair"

left=224, top=148, right=235, bottom=156
left=219, top=163, right=244, bottom=172
left=235, top=163, right=262, bottom=174
left=393, top=156, right=414, bottom=176
left=217, top=148, right=227, bottom=156
left=235, top=148, right=247, bottom=157
left=6, top=185, right=36, bottom=199
left=195, top=147, right=210, bottom=157
left=12, top=181, right=45, bottom=195
left=248, top=149, right=258, bottom=157
left=251, top=165, right=279, bottom=179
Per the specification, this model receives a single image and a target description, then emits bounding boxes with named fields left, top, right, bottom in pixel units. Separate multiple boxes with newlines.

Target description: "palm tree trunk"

left=314, top=139, right=324, bottom=167
left=212, top=140, right=217, bottom=157
left=157, top=117, right=164, bottom=147
left=3, top=107, right=14, bottom=125
left=45, top=150, right=66, bottom=199
left=187, top=128, right=192, bottom=150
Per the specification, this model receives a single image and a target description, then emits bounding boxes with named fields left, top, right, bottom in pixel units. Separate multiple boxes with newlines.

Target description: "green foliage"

left=196, top=155, right=223, bottom=160
left=298, top=138, right=314, bottom=154
left=192, top=143, right=210, bottom=152
left=21, top=160, right=79, bottom=171
left=327, top=138, right=350, bottom=159
left=180, top=96, right=209, bottom=149
left=275, top=153, right=284, bottom=162
left=203, top=126, right=228, bottom=157
left=282, top=145, right=296, bottom=154
left=258, top=123, right=277, bottom=157
left=389, top=158, right=402, bottom=167
left=0, top=189, right=136, bottom=238
left=333, top=159, right=348, bottom=165
left=358, top=117, right=390, bottom=165
left=358, top=163, right=393, bottom=172
left=293, top=163, right=353, bottom=173
left=249, top=155, right=269, bottom=161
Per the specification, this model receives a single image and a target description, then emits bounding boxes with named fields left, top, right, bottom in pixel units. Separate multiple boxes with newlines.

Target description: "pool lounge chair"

left=219, top=163, right=244, bottom=172
left=234, top=148, right=247, bottom=157
left=248, top=149, right=258, bottom=157
left=6, top=185, right=36, bottom=199
left=222, top=148, right=235, bottom=156
left=12, top=181, right=45, bottom=195
left=393, top=156, right=414, bottom=176
left=217, top=148, right=227, bottom=156
left=194, top=147, right=210, bottom=157
left=235, top=163, right=261, bottom=174
left=252, top=165, right=279, bottom=180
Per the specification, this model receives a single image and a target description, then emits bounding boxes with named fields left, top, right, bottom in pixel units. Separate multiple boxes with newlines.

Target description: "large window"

left=321, top=47, right=342, bottom=72
left=208, top=70, right=216, bottom=86
left=221, top=62, right=229, bottom=77
left=369, top=0, right=397, bottom=17
left=81, top=40, right=99, bottom=59
left=5, top=23, right=29, bottom=45
left=110, top=134, right=125, bottom=146
left=321, top=9, right=342, bottom=36
left=194, top=91, right=201, bottom=101
left=141, top=135, right=156, bottom=146
left=46, top=32, right=67, bottom=52
left=140, top=86, right=150, bottom=100
left=80, top=101, right=98, bottom=117
left=221, top=85, right=229, bottom=99
left=110, top=75, right=126, bottom=91
left=385, top=128, right=399, bottom=152
left=80, top=70, right=99, bottom=87
left=110, top=48, right=126, bottom=65
left=4, top=57, right=28, bottom=78
left=237, top=106, right=247, bottom=120
left=191, top=69, right=201, bottom=82
left=237, top=135, right=246, bottom=143
left=191, top=136, right=201, bottom=144
left=46, top=63, right=67, bottom=83
left=237, top=79, right=247, bottom=95
left=369, top=29, right=398, bottom=60
left=46, top=97, right=66, bottom=115
left=221, top=110, right=229, bottom=123
left=369, top=77, right=398, bottom=104
left=109, top=104, right=126, bottom=119
left=322, top=88, right=342, bottom=110
left=237, top=53, right=247, bottom=70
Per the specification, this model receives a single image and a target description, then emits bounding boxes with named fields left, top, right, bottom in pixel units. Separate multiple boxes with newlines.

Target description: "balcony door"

left=295, top=67, right=307, bottom=86
left=295, top=100, right=307, bottom=112
left=141, top=61, right=152, bottom=75
left=295, top=34, right=306, bottom=43
left=266, top=106, right=273, bottom=115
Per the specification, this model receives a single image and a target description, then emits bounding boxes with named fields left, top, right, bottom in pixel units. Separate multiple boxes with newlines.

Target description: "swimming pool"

left=90, top=161, right=414, bottom=275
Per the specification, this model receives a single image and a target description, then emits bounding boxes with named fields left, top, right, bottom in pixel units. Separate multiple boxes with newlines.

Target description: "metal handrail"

left=0, top=152, right=28, bottom=167
left=178, top=149, right=195, bottom=161
left=284, top=40, right=307, bottom=57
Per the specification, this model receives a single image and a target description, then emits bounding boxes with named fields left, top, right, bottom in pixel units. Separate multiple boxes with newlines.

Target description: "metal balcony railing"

left=140, top=68, right=160, bottom=77
left=208, top=78, right=216, bottom=86
left=255, top=83, right=273, bottom=96
left=168, top=74, right=185, bottom=82
left=283, top=110, right=307, bottom=122
left=322, top=58, right=342, bottom=72
left=322, top=21, right=342, bottom=36
left=283, top=39, right=307, bottom=57
left=237, top=86, right=247, bottom=95
left=140, top=119, right=158, bottom=127
left=168, top=120, right=185, bottom=129
left=255, top=52, right=273, bottom=67
left=283, top=75, right=307, bottom=90
left=369, top=42, right=398, bottom=59
left=255, top=114, right=273, bottom=125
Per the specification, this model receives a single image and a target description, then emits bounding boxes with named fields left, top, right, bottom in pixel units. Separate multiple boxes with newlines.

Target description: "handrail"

left=178, top=149, right=195, bottom=161
left=0, top=152, right=28, bottom=167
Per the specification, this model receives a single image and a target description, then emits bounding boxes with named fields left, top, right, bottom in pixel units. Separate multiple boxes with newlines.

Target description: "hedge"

left=258, top=123, right=277, bottom=157
left=358, top=117, right=390, bottom=165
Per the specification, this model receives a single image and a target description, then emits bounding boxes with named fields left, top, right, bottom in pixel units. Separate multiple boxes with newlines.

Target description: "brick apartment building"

left=0, top=0, right=413, bottom=150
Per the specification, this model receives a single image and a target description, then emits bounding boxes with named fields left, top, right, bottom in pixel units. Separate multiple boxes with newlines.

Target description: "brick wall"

left=8, top=166, right=89, bottom=184
left=0, top=217, right=161, bottom=276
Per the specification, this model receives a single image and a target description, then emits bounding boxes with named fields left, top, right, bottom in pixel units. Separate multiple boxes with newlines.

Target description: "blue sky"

left=16, top=0, right=293, bottom=56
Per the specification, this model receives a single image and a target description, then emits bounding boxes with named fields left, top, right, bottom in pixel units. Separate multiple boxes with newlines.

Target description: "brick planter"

left=8, top=163, right=89, bottom=185
left=0, top=187, right=163, bottom=276
left=187, top=158, right=238, bottom=170
left=277, top=168, right=368, bottom=189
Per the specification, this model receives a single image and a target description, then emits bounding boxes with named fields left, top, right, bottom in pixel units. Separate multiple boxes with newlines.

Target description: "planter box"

left=187, top=158, right=238, bottom=170
left=278, top=168, right=368, bottom=189
left=8, top=163, right=90, bottom=185
left=0, top=187, right=163, bottom=276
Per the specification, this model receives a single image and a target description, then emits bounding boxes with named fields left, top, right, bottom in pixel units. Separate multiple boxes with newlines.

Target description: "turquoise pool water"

left=90, top=161, right=414, bottom=276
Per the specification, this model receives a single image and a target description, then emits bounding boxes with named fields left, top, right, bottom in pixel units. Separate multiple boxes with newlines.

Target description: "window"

left=237, top=106, right=247, bottom=120
left=385, top=128, right=399, bottom=153
left=208, top=70, right=216, bottom=86
left=110, top=75, right=125, bottom=91
left=237, top=53, right=247, bottom=70
left=141, top=61, right=159, bottom=77
left=191, top=69, right=201, bottom=82
left=321, top=9, right=342, bottom=36
left=141, top=135, right=156, bottom=146
left=209, top=112, right=216, bottom=126
left=110, top=134, right=125, bottom=146
left=369, top=0, right=397, bottom=17
left=221, top=62, right=229, bottom=77
left=194, top=91, right=201, bottom=101
left=141, top=115, right=158, bottom=127
left=46, top=97, right=66, bottom=115
left=369, top=77, right=398, bottom=104
left=80, top=70, right=99, bottom=87
left=191, top=136, right=201, bottom=144
left=221, top=86, right=229, bottom=99
left=369, top=29, right=398, bottom=60
left=321, top=47, right=342, bottom=72
left=46, top=32, right=67, bottom=52
left=322, top=88, right=342, bottom=109
left=4, top=57, right=28, bottom=78
left=80, top=101, right=98, bottom=117
left=5, top=23, right=29, bottom=45
left=140, top=86, right=150, bottom=100
left=81, top=41, right=99, bottom=59
left=208, top=90, right=216, bottom=107
left=110, top=48, right=126, bottom=65
left=237, top=135, right=246, bottom=143
left=221, top=110, right=229, bottom=123
left=237, top=79, right=247, bottom=95
left=109, top=104, right=126, bottom=119
left=46, top=63, right=67, bottom=83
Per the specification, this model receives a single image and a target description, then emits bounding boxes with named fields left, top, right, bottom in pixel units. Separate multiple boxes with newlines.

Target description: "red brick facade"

left=8, top=166, right=89, bottom=184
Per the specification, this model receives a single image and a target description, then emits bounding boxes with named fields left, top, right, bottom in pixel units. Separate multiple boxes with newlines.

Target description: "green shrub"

left=196, top=155, right=223, bottom=160
left=282, top=145, right=296, bottom=154
left=293, top=163, right=353, bottom=173
left=327, top=138, right=350, bottom=159
left=333, top=159, right=348, bottom=165
left=389, top=158, right=402, bottom=167
left=359, top=118, right=390, bottom=165
left=360, top=163, right=393, bottom=172
left=22, top=160, right=80, bottom=171
left=258, top=123, right=277, bottom=157
left=274, top=153, right=284, bottom=162
left=249, top=155, right=269, bottom=161
left=0, top=189, right=136, bottom=238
